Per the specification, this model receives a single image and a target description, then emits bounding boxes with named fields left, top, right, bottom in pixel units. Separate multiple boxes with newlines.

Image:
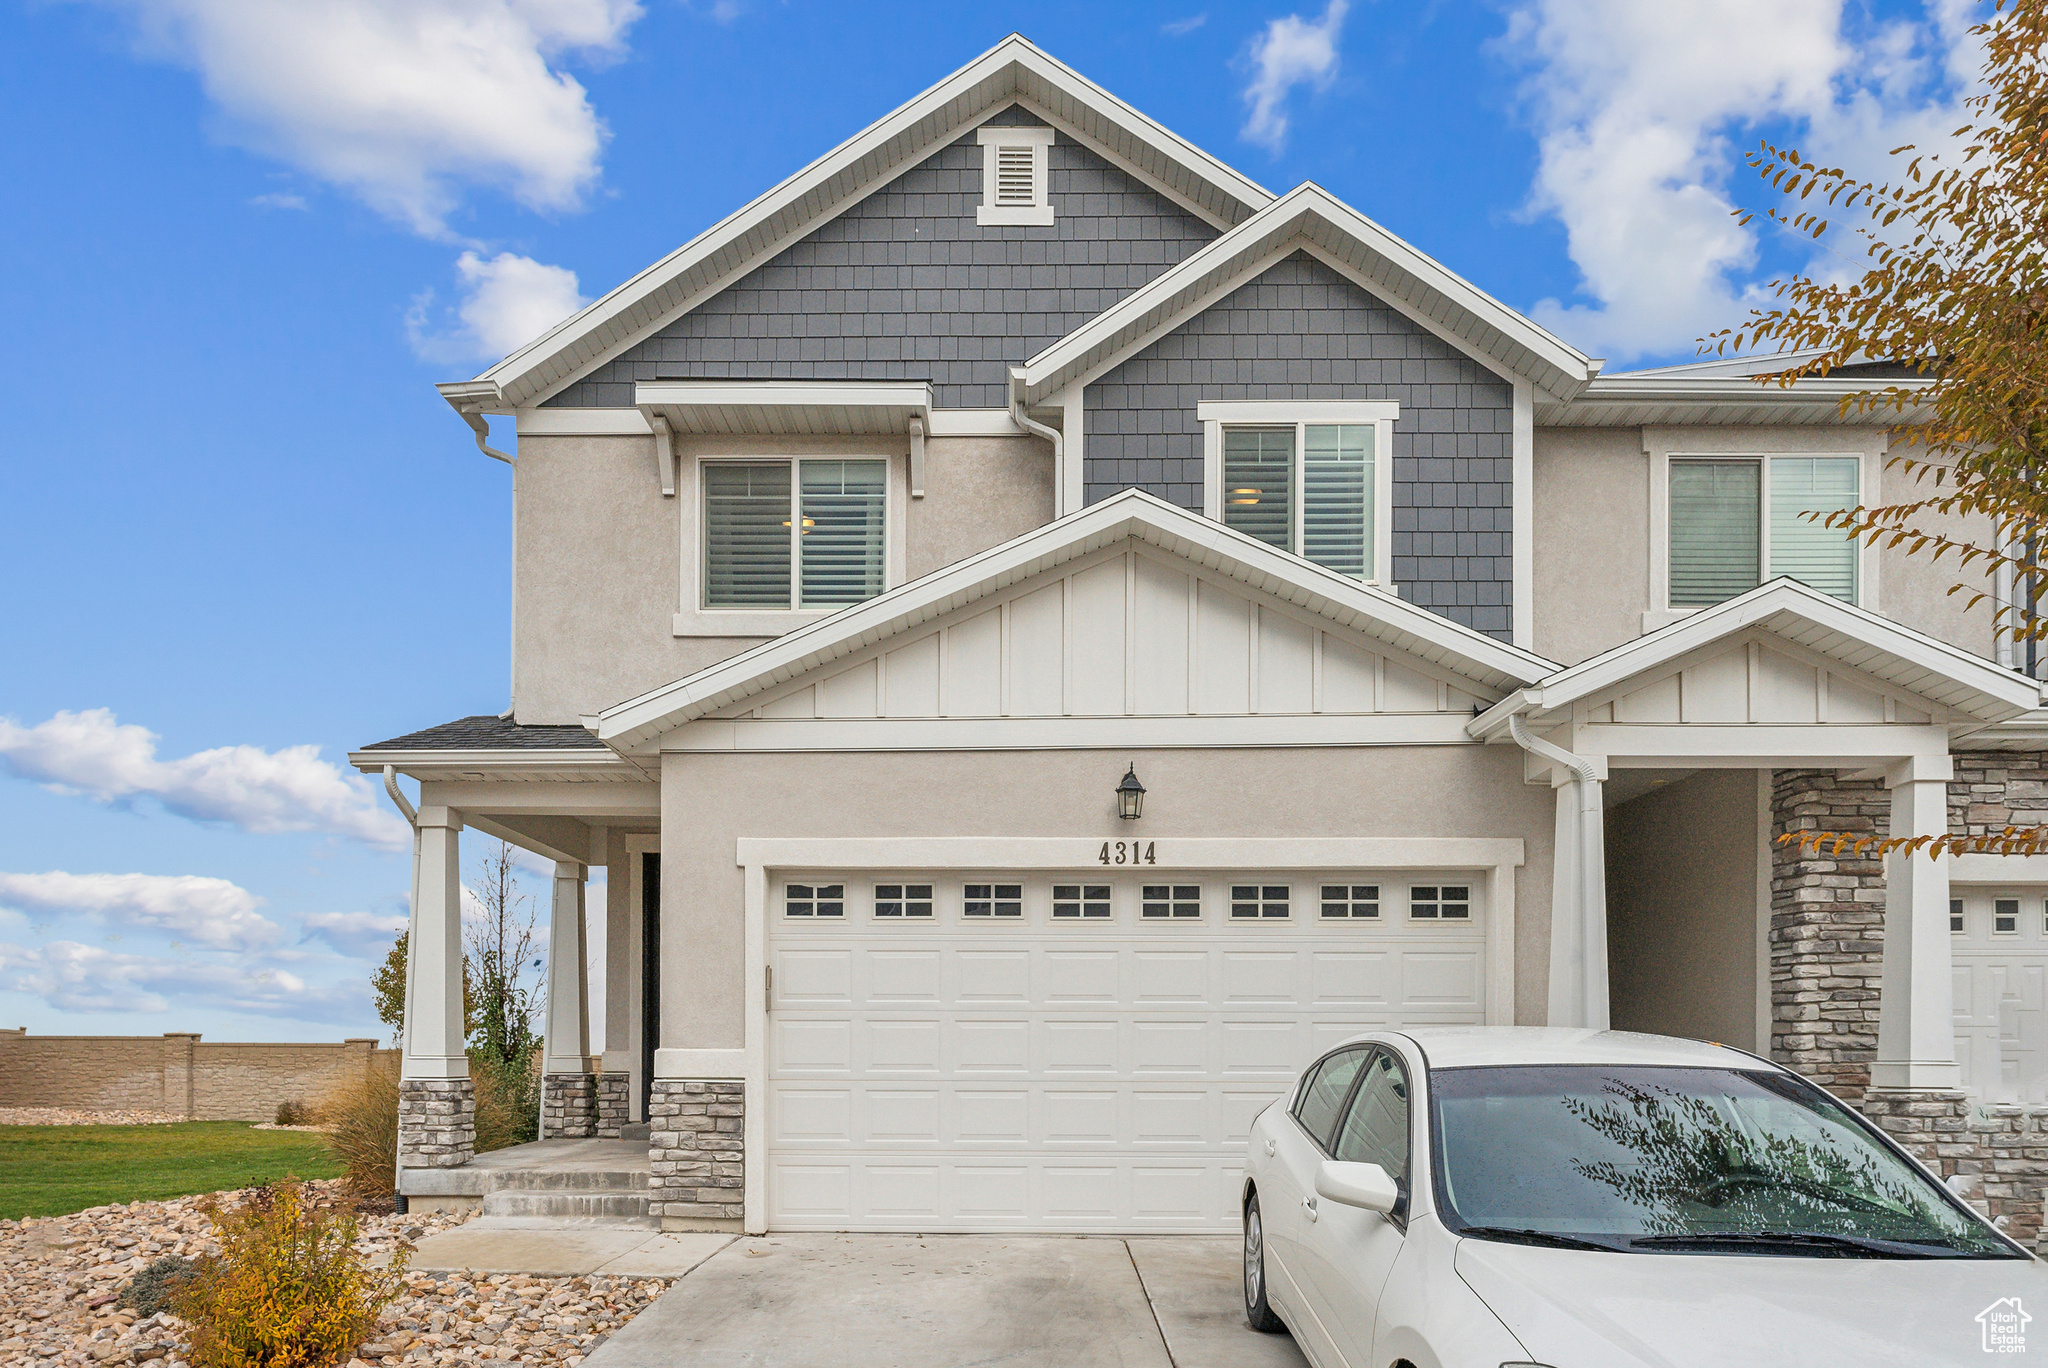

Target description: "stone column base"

left=542, top=1072, right=597, bottom=1139
left=398, top=1077, right=476, bottom=1170
left=596, top=1072, right=630, bottom=1138
left=648, top=1079, right=744, bottom=1229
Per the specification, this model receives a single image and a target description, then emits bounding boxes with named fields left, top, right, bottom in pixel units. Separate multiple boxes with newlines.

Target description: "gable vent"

left=977, top=123, right=1055, bottom=227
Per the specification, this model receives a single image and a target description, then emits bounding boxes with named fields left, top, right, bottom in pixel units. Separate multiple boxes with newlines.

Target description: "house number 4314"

left=1100, top=841, right=1157, bottom=865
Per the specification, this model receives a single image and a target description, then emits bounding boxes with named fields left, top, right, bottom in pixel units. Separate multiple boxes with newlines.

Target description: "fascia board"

left=597, top=489, right=1556, bottom=748
left=1569, top=376, right=1933, bottom=406
left=1018, top=186, right=1598, bottom=405
left=345, top=749, right=622, bottom=773
left=634, top=380, right=933, bottom=411
left=470, top=37, right=1272, bottom=409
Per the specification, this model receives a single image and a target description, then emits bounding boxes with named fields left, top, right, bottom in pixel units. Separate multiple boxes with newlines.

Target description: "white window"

left=963, top=882, right=1022, bottom=918
left=702, top=458, right=886, bottom=611
left=1230, top=884, right=1291, bottom=919
left=1320, top=884, right=1380, bottom=919
left=1141, top=884, right=1202, bottom=919
left=1197, top=402, right=1398, bottom=584
left=1996, top=898, right=2021, bottom=936
left=786, top=883, right=844, bottom=918
left=976, top=126, right=1054, bottom=226
left=874, top=883, right=934, bottom=918
left=1410, top=884, right=1470, bottom=920
left=1668, top=455, right=1862, bottom=607
left=1052, top=883, right=1111, bottom=918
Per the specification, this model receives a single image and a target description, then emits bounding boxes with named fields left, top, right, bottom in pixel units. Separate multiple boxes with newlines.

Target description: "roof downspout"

left=458, top=409, right=516, bottom=465
left=1507, top=713, right=1610, bottom=1031
left=381, top=765, right=421, bottom=1213
left=1009, top=371, right=1065, bottom=508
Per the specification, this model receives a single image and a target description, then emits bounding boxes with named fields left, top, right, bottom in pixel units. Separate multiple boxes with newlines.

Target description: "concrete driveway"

left=584, top=1233, right=1309, bottom=1368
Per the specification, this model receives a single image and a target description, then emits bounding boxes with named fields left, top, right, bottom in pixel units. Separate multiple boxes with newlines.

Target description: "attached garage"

left=760, top=860, right=1500, bottom=1231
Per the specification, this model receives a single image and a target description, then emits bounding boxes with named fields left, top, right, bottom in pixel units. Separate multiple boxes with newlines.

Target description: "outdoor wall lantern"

left=1116, top=764, right=1147, bottom=821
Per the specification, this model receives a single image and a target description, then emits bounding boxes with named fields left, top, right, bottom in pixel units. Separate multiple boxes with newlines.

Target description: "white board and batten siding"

left=705, top=544, right=1488, bottom=738
left=1578, top=635, right=1940, bottom=728
left=763, top=864, right=1493, bottom=1233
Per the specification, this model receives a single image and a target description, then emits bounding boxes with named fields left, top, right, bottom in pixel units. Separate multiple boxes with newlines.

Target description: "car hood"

left=1455, top=1238, right=2048, bottom=1367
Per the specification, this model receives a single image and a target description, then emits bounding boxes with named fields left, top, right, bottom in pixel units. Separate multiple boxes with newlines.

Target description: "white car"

left=1242, top=1027, right=2046, bottom=1367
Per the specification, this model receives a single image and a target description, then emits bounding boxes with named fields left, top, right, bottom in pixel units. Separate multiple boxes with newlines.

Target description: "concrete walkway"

left=408, top=1218, right=732, bottom=1278
left=583, top=1233, right=1309, bottom=1368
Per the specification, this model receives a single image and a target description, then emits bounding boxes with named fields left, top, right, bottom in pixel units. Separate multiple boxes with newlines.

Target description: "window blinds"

left=1669, top=460, right=1761, bottom=606
left=1222, top=427, right=1294, bottom=551
left=703, top=462, right=792, bottom=608
left=799, top=459, right=886, bottom=607
left=1769, top=456, right=1859, bottom=602
left=1302, top=424, right=1373, bottom=579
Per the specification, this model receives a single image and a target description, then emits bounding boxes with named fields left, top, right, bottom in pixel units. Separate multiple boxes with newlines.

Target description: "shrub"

left=469, top=1046, right=540, bottom=1153
left=120, top=1255, right=196, bottom=1317
left=316, top=1069, right=397, bottom=1204
left=274, top=1100, right=313, bottom=1128
left=173, top=1179, right=408, bottom=1368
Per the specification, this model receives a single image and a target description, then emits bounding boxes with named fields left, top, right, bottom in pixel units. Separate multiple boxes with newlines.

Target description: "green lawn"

left=0, top=1122, right=342, bottom=1219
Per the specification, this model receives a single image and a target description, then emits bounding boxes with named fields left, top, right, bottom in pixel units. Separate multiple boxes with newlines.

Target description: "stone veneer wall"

left=647, top=1079, right=744, bottom=1227
left=596, top=1072, right=629, bottom=1139
left=0, top=1030, right=397, bottom=1121
left=397, top=1077, right=475, bottom=1171
left=541, top=1073, right=596, bottom=1139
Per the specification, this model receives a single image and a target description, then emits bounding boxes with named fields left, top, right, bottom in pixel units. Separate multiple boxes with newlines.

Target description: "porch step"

left=481, top=1188, right=655, bottom=1224
left=619, top=1122, right=651, bottom=1141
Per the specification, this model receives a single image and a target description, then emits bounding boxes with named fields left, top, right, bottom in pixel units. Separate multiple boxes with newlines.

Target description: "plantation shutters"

left=1222, top=428, right=1293, bottom=551
left=1769, top=457, right=1860, bottom=602
left=703, top=458, right=887, bottom=610
left=1669, top=455, right=1860, bottom=607
left=1669, top=460, right=1760, bottom=606
left=1220, top=423, right=1376, bottom=581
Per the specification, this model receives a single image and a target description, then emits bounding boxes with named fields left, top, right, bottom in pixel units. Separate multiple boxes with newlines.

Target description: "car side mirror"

left=1316, top=1160, right=1399, bottom=1214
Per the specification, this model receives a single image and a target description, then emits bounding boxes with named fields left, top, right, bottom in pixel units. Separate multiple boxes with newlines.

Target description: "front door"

left=641, top=851, right=661, bottom=1122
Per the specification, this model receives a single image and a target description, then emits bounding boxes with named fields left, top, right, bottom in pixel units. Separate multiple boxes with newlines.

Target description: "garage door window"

left=1997, top=898, right=2021, bottom=936
left=1952, top=898, right=1965, bottom=934
left=1410, top=885, right=1470, bottom=920
left=1052, top=884, right=1112, bottom=918
left=874, top=884, right=933, bottom=918
left=1320, top=884, right=1380, bottom=919
left=963, top=882, right=1022, bottom=918
left=1231, top=884, right=1290, bottom=919
left=1332, top=1050, right=1410, bottom=1197
left=1294, top=1047, right=1368, bottom=1151
left=1141, top=885, right=1202, bottom=919
left=785, top=883, right=844, bottom=917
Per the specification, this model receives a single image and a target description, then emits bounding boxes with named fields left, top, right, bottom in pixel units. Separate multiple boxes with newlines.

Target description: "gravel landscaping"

left=0, top=1182, right=674, bottom=1367
left=0, top=1111, right=182, bottom=1128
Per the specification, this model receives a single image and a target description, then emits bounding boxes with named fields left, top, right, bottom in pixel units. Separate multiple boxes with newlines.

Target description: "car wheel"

left=1243, top=1190, right=1285, bottom=1333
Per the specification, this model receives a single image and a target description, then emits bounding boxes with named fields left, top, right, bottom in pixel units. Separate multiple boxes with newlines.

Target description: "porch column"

left=541, top=860, right=596, bottom=1138
left=1870, top=755, right=1961, bottom=1090
left=1545, top=765, right=1611, bottom=1031
left=398, top=807, right=474, bottom=1173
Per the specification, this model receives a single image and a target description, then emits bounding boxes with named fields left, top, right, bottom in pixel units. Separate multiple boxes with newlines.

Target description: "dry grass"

left=316, top=1069, right=398, bottom=1204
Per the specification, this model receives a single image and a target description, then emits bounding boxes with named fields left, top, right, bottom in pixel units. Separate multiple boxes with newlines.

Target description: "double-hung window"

left=1198, top=402, right=1397, bottom=584
left=1668, top=455, right=1862, bottom=607
left=702, top=458, right=887, bottom=610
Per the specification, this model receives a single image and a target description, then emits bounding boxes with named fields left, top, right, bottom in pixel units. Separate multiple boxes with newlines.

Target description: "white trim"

left=1952, top=855, right=2048, bottom=884
left=674, top=449, right=909, bottom=636
left=665, top=713, right=1480, bottom=752
left=600, top=489, right=1558, bottom=750
left=976, top=124, right=1055, bottom=226
left=1059, top=384, right=1084, bottom=516
left=469, top=37, right=1272, bottom=409
left=651, top=1047, right=744, bottom=1078
left=1197, top=402, right=1398, bottom=588
left=928, top=408, right=1028, bottom=437
left=517, top=408, right=653, bottom=436
left=1512, top=380, right=1534, bottom=649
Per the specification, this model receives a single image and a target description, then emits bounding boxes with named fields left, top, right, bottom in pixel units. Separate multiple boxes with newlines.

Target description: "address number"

left=1100, top=840, right=1157, bottom=865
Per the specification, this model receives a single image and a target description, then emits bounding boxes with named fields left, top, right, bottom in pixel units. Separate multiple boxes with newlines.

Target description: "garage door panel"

left=767, top=867, right=1489, bottom=1231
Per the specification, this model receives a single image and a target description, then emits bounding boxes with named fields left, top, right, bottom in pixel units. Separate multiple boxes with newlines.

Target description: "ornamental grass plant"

left=173, top=1179, right=409, bottom=1368
left=316, top=1069, right=399, bottom=1204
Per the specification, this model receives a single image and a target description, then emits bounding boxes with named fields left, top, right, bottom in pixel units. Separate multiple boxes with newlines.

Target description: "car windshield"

left=1429, top=1064, right=2017, bottom=1257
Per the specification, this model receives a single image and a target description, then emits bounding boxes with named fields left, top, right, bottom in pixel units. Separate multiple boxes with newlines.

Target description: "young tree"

left=369, top=929, right=476, bottom=1049
left=1709, top=0, right=2048, bottom=857
left=465, top=839, right=546, bottom=1065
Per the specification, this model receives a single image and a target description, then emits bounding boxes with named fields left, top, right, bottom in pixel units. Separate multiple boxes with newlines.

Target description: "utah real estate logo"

left=1980, top=1297, right=2031, bottom=1354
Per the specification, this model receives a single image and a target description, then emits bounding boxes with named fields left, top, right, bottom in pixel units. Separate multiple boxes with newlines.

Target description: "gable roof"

left=1468, top=577, right=2044, bottom=737
left=1010, top=183, right=1602, bottom=406
left=595, top=488, right=1558, bottom=752
left=449, top=35, right=1274, bottom=413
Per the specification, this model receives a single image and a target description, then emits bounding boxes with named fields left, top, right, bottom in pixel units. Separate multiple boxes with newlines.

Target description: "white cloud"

left=87, top=0, right=643, bottom=238
left=0, top=709, right=408, bottom=850
left=301, top=909, right=409, bottom=959
left=249, top=192, right=308, bottom=211
left=1505, top=0, right=1983, bottom=361
left=0, top=939, right=356, bottom=1018
left=0, top=871, right=277, bottom=948
left=407, top=250, right=588, bottom=363
left=1164, top=14, right=1208, bottom=36
left=1241, top=0, right=1349, bottom=153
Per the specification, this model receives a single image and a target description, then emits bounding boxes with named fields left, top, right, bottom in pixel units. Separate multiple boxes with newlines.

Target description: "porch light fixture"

left=1116, top=764, right=1147, bottom=821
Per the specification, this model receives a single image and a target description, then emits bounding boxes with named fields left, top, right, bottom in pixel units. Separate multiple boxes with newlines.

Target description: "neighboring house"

left=351, top=37, right=2048, bottom=1240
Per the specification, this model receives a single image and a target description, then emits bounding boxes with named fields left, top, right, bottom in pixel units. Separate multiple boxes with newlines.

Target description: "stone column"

left=399, top=807, right=473, bottom=1171
left=541, top=861, right=596, bottom=1138
left=649, top=1078, right=745, bottom=1231
left=1871, top=756, right=1961, bottom=1091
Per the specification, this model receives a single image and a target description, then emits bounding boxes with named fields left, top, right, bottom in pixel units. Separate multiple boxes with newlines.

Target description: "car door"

left=1296, top=1047, right=1412, bottom=1364
left=1263, top=1045, right=1370, bottom=1361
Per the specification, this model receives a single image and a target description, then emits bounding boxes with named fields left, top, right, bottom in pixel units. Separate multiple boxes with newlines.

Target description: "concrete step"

left=619, top=1122, right=651, bottom=1141
left=487, top=1168, right=649, bottom=1192
left=481, top=1189, right=654, bottom=1223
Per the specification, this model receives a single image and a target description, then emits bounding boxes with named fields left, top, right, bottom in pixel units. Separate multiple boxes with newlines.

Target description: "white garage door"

left=765, top=869, right=1489, bottom=1232
left=1953, top=888, right=2048, bottom=1103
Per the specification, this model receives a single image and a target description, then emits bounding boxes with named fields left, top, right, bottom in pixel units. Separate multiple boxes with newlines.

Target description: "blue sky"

left=0, top=0, right=1983, bottom=1041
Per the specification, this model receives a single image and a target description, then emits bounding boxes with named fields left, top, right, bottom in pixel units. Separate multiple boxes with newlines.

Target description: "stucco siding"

left=1532, top=427, right=1649, bottom=665
left=1605, top=770, right=1761, bottom=1049
left=907, top=434, right=1054, bottom=579
left=657, top=743, right=1558, bottom=1052
left=546, top=107, right=1220, bottom=410
left=1080, top=253, right=1517, bottom=639
left=1879, top=456, right=1997, bottom=661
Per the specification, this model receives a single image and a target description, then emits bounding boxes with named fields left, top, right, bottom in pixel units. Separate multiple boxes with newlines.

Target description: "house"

left=350, top=36, right=2048, bottom=1240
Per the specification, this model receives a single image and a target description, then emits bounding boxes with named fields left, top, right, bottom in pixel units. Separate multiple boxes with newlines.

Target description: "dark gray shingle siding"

left=545, top=109, right=1220, bottom=409
left=1082, top=253, right=1516, bottom=639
